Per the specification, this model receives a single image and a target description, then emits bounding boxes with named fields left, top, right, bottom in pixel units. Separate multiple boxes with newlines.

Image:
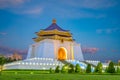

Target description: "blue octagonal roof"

left=44, top=23, right=68, bottom=31
left=43, top=19, right=69, bottom=31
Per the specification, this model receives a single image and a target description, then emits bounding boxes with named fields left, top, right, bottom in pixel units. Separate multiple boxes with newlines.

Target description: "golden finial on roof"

left=52, top=19, right=56, bottom=23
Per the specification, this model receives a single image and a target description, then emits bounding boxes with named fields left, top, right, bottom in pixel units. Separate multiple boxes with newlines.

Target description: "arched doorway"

left=58, top=47, right=67, bottom=60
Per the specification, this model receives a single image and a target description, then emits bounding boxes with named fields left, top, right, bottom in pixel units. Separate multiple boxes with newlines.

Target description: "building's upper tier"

left=43, top=19, right=68, bottom=31
left=33, top=19, right=73, bottom=42
left=36, top=19, right=72, bottom=36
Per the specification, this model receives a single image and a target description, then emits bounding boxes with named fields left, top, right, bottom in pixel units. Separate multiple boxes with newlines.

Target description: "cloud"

left=0, top=0, right=117, bottom=10
left=14, top=7, right=42, bottom=15
left=0, top=0, right=42, bottom=16
left=48, top=6, right=106, bottom=19
left=49, top=0, right=117, bottom=18
left=0, top=0, right=118, bottom=18
left=0, top=0, right=43, bottom=15
left=82, top=47, right=99, bottom=54
left=96, top=28, right=120, bottom=34
left=0, top=0, right=29, bottom=9
left=38, top=0, right=107, bottom=19
left=96, top=29, right=103, bottom=34
left=0, top=32, right=7, bottom=35
left=63, top=0, right=117, bottom=9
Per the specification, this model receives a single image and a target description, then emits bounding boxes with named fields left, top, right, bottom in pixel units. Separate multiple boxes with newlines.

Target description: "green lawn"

left=0, top=73, right=120, bottom=80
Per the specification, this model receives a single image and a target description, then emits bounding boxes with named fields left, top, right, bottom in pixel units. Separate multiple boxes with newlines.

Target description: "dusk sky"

left=0, top=0, right=120, bottom=62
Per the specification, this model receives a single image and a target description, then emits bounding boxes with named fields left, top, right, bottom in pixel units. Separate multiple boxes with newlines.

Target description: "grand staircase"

left=4, top=58, right=64, bottom=70
left=4, top=58, right=98, bottom=71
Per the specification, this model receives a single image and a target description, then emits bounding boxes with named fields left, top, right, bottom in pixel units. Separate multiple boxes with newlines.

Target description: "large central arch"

left=58, top=47, right=67, bottom=60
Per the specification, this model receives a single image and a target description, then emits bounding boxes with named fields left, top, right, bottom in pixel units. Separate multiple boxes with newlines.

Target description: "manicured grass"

left=2, top=70, right=50, bottom=74
left=0, top=73, right=120, bottom=80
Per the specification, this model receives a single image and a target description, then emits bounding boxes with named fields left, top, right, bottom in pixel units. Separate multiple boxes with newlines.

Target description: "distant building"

left=118, top=60, right=120, bottom=63
left=9, top=52, right=22, bottom=60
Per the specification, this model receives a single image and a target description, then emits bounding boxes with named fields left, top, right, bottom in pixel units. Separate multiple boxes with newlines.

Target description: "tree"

left=116, top=67, right=120, bottom=73
left=49, top=68, right=53, bottom=73
left=68, top=64, right=74, bottom=73
left=61, top=65, right=68, bottom=73
left=75, top=64, right=81, bottom=73
left=105, top=67, right=108, bottom=73
left=6, top=57, right=13, bottom=63
left=55, top=66, right=60, bottom=73
left=86, top=64, right=91, bottom=73
left=118, top=61, right=120, bottom=66
left=94, top=62, right=103, bottom=73
left=107, top=61, right=115, bottom=73
left=0, top=56, right=6, bottom=75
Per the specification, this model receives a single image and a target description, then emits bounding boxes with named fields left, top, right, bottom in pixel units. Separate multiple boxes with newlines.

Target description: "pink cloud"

left=82, top=47, right=99, bottom=54
left=0, top=46, right=27, bottom=55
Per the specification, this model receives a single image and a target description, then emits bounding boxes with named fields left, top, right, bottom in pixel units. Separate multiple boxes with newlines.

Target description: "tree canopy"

left=86, top=64, right=91, bottom=73
left=107, top=61, right=115, bottom=73
left=75, top=64, right=81, bottom=73
left=94, top=62, right=103, bottom=73
left=61, top=65, right=68, bottom=73
left=55, top=66, right=60, bottom=73
left=68, top=64, right=74, bottom=73
left=0, top=56, right=6, bottom=66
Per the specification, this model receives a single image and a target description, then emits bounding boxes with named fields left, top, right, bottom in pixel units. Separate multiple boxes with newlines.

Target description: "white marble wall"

left=73, top=43, right=84, bottom=61
left=27, top=39, right=84, bottom=61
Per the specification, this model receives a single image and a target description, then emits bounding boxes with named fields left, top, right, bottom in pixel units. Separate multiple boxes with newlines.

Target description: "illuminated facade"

left=27, top=19, right=84, bottom=61
left=5, top=19, right=86, bottom=70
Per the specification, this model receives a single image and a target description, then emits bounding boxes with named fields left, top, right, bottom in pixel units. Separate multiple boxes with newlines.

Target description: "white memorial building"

left=4, top=19, right=95, bottom=70
left=27, top=19, right=84, bottom=61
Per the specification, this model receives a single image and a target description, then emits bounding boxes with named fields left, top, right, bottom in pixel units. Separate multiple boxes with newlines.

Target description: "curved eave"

left=32, top=38, right=36, bottom=40
left=36, top=29, right=72, bottom=37
left=44, top=29, right=69, bottom=32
